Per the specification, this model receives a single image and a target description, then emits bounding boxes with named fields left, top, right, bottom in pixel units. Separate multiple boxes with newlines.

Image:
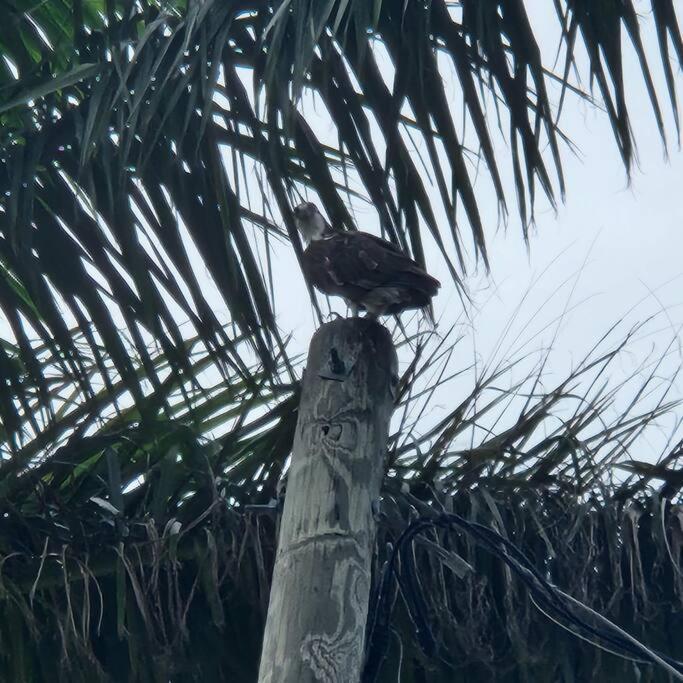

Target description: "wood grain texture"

left=258, top=318, right=397, bottom=683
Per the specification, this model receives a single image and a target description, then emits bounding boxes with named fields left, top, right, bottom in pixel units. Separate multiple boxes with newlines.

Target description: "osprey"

left=293, top=202, right=440, bottom=318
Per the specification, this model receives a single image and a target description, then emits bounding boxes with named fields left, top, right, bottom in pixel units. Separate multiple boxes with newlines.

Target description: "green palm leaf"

left=0, top=1, right=680, bottom=440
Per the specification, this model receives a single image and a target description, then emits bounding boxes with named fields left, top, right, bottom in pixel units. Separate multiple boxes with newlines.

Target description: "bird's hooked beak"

left=293, top=202, right=328, bottom=242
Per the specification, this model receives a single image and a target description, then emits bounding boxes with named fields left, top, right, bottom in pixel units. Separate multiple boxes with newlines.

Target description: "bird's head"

left=293, top=202, right=330, bottom=242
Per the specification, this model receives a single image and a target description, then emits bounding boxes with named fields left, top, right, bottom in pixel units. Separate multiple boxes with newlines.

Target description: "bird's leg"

left=361, top=302, right=382, bottom=320
left=347, top=301, right=361, bottom=317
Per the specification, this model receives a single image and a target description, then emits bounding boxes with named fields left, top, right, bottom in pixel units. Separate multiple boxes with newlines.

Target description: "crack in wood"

left=279, top=531, right=365, bottom=557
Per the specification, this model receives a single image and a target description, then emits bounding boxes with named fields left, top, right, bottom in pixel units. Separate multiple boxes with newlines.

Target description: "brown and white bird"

left=293, top=202, right=440, bottom=319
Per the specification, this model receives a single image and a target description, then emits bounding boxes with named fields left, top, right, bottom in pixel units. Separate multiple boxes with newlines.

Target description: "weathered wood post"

left=258, top=317, right=396, bottom=683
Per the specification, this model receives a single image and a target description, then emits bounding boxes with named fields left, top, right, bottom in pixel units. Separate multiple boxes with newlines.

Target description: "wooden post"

left=258, top=318, right=396, bottom=683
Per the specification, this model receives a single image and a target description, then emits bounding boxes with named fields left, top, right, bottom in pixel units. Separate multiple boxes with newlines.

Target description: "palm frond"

left=0, top=1, right=681, bottom=439
left=1, top=302, right=682, bottom=679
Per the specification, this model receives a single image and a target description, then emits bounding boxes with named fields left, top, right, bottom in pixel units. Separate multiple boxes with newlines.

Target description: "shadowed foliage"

left=2, top=319, right=683, bottom=681
left=1, top=1, right=683, bottom=681
left=3, top=486, right=683, bottom=682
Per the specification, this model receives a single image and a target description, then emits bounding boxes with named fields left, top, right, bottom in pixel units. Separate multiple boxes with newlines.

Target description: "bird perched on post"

left=293, top=202, right=440, bottom=320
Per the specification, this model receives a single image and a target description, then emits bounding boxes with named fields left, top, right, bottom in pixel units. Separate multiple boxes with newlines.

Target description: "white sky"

left=266, top=5, right=683, bottom=465
left=273, top=6, right=683, bottom=349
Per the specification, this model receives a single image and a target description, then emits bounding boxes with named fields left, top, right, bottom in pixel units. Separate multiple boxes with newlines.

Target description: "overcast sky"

left=270, top=7, right=682, bottom=348
left=168, top=5, right=683, bottom=463
left=262, top=5, right=683, bottom=462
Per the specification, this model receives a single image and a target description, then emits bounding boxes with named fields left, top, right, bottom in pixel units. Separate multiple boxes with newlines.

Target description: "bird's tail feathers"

left=422, top=304, right=438, bottom=331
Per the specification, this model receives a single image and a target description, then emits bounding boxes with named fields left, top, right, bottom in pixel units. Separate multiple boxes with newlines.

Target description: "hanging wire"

left=363, top=512, right=683, bottom=682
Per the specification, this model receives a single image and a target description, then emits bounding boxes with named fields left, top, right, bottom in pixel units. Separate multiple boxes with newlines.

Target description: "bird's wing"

left=325, top=232, right=441, bottom=292
left=354, top=232, right=404, bottom=255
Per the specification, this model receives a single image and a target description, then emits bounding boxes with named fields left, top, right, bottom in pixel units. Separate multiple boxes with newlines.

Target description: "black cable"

left=436, top=513, right=683, bottom=671
left=363, top=512, right=683, bottom=682
left=436, top=514, right=683, bottom=671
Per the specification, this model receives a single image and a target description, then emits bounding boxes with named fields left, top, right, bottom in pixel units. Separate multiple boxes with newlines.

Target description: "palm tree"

left=1, top=1, right=683, bottom=680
